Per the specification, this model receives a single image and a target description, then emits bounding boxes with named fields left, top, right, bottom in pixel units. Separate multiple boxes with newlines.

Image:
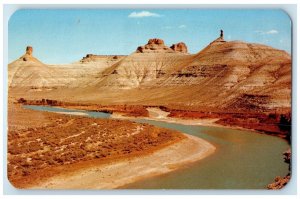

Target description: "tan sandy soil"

left=30, top=134, right=215, bottom=189
left=147, top=107, right=170, bottom=118
left=7, top=99, right=54, bottom=131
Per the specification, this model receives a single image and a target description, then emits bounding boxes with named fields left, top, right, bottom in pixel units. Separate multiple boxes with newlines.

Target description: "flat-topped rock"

left=80, top=54, right=126, bottom=63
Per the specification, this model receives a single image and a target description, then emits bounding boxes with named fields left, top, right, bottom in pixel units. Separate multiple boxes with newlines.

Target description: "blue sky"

left=8, top=9, right=291, bottom=64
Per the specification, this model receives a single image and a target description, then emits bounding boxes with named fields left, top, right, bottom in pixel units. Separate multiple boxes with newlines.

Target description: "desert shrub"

left=17, top=98, right=27, bottom=104
left=47, top=159, right=56, bottom=165
left=22, top=169, right=31, bottom=176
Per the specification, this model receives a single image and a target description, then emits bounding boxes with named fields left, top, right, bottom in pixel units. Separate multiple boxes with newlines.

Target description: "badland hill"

left=8, top=32, right=291, bottom=114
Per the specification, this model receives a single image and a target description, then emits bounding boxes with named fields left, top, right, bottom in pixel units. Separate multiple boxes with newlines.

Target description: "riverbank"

left=30, top=134, right=215, bottom=189
left=112, top=107, right=254, bottom=132
left=14, top=98, right=291, bottom=141
left=113, top=107, right=291, bottom=189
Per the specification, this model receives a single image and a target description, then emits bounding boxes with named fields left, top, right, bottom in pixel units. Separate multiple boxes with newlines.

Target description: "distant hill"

left=8, top=47, right=125, bottom=89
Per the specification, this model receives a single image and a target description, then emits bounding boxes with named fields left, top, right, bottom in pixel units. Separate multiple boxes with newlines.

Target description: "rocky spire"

left=21, top=46, right=40, bottom=62
left=22, top=46, right=33, bottom=61
left=220, top=29, right=224, bottom=39
left=208, top=30, right=226, bottom=46
left=26, top=46, right=33, bottom=56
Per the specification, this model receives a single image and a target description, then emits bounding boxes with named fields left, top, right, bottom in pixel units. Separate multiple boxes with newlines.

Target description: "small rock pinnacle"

left=26, top=46, right=33, bottom=56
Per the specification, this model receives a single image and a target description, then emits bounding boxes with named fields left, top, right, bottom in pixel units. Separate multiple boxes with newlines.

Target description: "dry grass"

left=7, top=103, right=185, bottom=188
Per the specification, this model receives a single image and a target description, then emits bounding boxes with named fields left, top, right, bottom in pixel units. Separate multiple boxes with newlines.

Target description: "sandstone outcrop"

left=136, top=38, right=189, bottom=53
left=136, top=38, right=175, bottom=53
left=80, top=54, right=125, bottom=63
left=18, top=46, right=41, bottom=63
left=148, top=38, right=164, bottom=45
left=22, top=46, right=34, bottom=61
left=26, top=46, right=33, bottom=56
left=170, top=42, right=188, bottom=53
left=21, top=46, right=33, bottom=61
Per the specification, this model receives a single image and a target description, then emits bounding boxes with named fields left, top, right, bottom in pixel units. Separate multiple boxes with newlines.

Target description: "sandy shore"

left=113, top=107, right=220, bottom=126
left=30, top=134, right=215, bottom=189
left=112, top=108, right=257, bottom=133
left=55, top=111, right=88, bottom=116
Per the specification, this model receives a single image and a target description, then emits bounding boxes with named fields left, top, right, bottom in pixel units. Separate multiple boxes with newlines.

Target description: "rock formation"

left=26, top=46, right=33, bottom=56
left=8, top=34, right=291, bottom=115
left=21, top=46, right=36, bottom=62
left=208, top=30, right=226, bottom=46
left=136, top=38, right=174, bottom=53
left=170, top=42, right=188, bottom=53
left=136, top=38, right=189, bottom=53
left=220, top=29, right=224, bottom=39
left=148, top=38, right=164, bottom=45
left=80, top=54, right=125, bottom=63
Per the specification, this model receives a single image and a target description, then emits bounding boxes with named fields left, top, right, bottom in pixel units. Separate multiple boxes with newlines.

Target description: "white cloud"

left=255, top=29, right=279, bottom=35
left=178, top=25, right=186, bottom=29
left=128, top=11, right=161, bottom=18
left=265, top=29, right=279, bottom=34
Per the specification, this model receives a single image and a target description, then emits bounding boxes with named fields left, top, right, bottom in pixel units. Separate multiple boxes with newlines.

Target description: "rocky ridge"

left=136, top=38, right=188, bottom=53
left=80, top=54, right=126, bottom=63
